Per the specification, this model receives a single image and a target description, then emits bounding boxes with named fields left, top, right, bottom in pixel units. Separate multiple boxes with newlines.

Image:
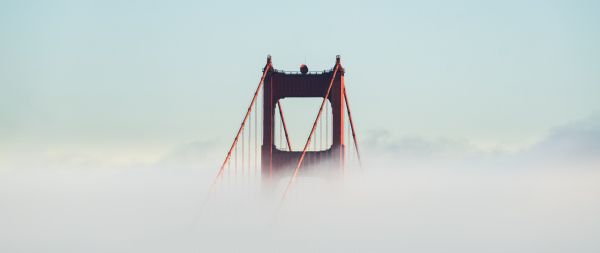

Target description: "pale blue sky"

left=1, top=0, right=599, bottom=162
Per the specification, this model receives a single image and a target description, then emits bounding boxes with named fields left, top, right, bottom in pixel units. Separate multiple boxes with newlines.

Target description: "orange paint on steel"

left=281, top=64, right=340, bottom=201
left=248, top=109, right=251, bottom=175
left=344, top=88, right=362, bottom=167
left=242, top=128, right=244, bottom=177
left=254, top=96, right=258, bottom=172
left=326, top=100, right=329, bottom=147
left=279, top=109, right=282, bottom=148
left=248, top=105, right=251, bottom=175
left=320, top=108, right=323, bottom=150
left=277, top=101, right=293, bottom=151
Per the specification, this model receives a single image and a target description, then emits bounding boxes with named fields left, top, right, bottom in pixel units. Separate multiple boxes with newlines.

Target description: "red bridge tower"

left=211, top=55, right=360, bottom=195
left=262, top=56, right=346, bottom=179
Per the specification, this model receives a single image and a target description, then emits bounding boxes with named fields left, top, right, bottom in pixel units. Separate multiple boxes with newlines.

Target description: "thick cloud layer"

left=1, top=116, right=599, bottom=253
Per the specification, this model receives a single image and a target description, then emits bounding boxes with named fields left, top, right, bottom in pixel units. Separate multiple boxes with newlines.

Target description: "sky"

left=1, top=0, right=599, bottom=164
left=1, top=1, right=600, bottom=252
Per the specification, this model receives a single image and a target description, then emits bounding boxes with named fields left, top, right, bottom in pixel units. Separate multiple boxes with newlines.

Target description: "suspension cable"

left=347, top=116, right=350, bottom=164
left=277, top=101, right=293, bottom=151
left=279, top=109, right=283, bottom=149
left=206, top=62, right=271, bottom=199
left=281, top=64, right=340, bottom=201
left=235, top=138, right=238, bottom=176
left=344, top=87, right=362, bottom=167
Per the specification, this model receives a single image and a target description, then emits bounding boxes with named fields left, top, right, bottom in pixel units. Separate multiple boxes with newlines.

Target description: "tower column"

left=261, top=55, right=346, bottom=180
left=261, top=60, right=274, bottom=180
left=330, top=59, right=345, bottom=171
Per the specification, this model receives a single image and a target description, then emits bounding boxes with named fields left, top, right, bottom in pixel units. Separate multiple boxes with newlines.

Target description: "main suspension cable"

left=277, top=101, right=293, bottom=151
left=281, top=64, right=340, bottom=201
left=344, top=87, right=362, bottom=167
left=205, top=62, right=271, bottom=201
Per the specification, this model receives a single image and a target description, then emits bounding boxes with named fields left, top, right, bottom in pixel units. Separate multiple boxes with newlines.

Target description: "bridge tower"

left=210, top=54, right=360, bottom=194
left=262, top=55, right=346, bottom=179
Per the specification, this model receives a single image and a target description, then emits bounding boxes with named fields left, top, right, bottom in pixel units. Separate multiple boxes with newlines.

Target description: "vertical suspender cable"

left=227, top=156, right=231, bottom=178
left=326, top=100, right=329, bottom=148
left=320, top=109, right=323, bottom=150
left=255, top=96, right=258, bottom=173
left=259, top=90, right=262, bottom=177
left=207, top=63, right=271, bottom=197
left=246, top=108, right=252, bottom=175
left=235, top=140, right=238, bottom=176
left=250, top=110, right=252, bottom=175
left=313, top=121, right=317, bottom=151
left=242, top=128, right=244, bottom=177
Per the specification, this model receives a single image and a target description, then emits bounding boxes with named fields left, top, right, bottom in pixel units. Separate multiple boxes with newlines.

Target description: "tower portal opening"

left=274, top=98, right=333, bottom=152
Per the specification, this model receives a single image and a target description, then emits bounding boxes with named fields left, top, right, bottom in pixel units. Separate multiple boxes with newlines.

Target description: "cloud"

left=524, top=114, right=600, bottom=163
left=2, top=153, right=600, bottom=253
left=158, top=140, right=213, bottom=163
left=2, top=116, right=600, bottom=253
left=361, top=129, right=498, bottom=168
left=362, top=114, right=600, bottom=168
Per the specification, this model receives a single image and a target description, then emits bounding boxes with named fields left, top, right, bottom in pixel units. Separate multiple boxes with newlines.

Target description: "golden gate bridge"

left=208, top=55, right=361, bottom=200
